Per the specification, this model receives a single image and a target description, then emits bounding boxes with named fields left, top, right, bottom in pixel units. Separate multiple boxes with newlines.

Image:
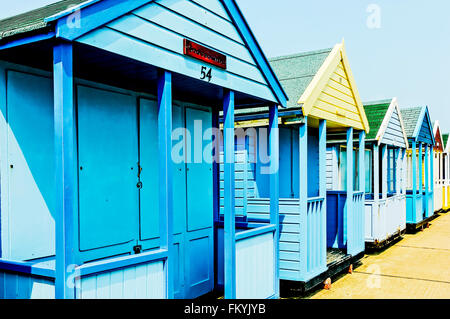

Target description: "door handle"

left=137, top=181, right=143, bottom=189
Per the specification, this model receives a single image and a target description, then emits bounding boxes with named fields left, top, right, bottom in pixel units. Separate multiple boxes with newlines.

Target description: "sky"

left=1, top=0, right=449, bottom=133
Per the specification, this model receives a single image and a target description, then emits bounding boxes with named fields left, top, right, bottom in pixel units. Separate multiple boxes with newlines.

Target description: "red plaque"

left=183, top=39, right=227, bottom=69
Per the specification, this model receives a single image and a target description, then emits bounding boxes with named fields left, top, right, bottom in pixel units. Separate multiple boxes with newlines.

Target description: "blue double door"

left=77, top=85, right=214, bottom=299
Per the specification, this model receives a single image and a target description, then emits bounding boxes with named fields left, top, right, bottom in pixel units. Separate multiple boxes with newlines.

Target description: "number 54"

left=200, top=66, right=212, bottom=82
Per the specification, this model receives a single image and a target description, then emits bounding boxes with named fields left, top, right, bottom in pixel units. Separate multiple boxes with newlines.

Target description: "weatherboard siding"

left=380, top=107, right=407, bottom=148
left=417, top=119, right=433, bottom=145
left=76, top=0, right=276, bottom=102
left=309, top=61, right=364, bottom=130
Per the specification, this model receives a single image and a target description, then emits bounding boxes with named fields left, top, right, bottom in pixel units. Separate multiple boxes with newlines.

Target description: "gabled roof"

left=433, top=120, right=444, bottom=152
left=443, top=133, right=449, bottom=152
left=270, top=48, right=332, bottom=109
left=363, top=97, right=408, bottom=147
left=0, top=0, right=288, bottom=107
left=239, top=41, right=369, bottom=131
left=400, top=106, right=435, bottom=145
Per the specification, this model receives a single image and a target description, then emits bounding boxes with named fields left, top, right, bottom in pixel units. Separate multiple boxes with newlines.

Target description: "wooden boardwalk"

left=310, top=212, right=450, bottom=299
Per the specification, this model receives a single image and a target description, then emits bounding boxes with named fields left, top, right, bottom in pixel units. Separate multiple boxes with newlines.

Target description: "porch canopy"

left=0, top=0, right=287, bottom=299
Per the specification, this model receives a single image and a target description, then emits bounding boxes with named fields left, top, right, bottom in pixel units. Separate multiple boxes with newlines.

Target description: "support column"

left=157, top=70, right=174, bottom=299
left=430, top=145, right=434, bottom=215
left=425, top=144, right=429, bottom=216
left=212, top=108, right=220, bottom=288
left=419, top=143, right=423, bottom=193
left=223, top=90, right=236, bottom=299
left=359, top=131, right=365, bottom=193
left=269, top=104, right=279, bottom=297
left=319, top=120, right=327, bottom=267
left=396, top=148, right=401, bottom=196
left=54, top=43, right=77, bottom=299
left=373, top=144, right=380, bottom=204
left=298, top=117, right=308, bottom=279
left=402, top=149, right=407, bottom=195
left=345, top=127, right=353, bottom=247
left=381, top=145, right=388, bottom=200
left=412, top=141, right=417, bottom=217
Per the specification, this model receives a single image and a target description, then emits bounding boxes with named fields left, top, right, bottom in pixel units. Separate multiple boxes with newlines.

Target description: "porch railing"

left=235, top=225, right=276, bottom=299
left=247, top=197, right=326, bottom=283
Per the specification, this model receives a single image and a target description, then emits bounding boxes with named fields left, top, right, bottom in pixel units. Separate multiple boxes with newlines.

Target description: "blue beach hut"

left=0, top=0, right=287, bottom=299
left=220, top=42, right=370, bottom=292
left=363, top=98, right=409, bottom=248
left=400, top=106, right=435, bottom=232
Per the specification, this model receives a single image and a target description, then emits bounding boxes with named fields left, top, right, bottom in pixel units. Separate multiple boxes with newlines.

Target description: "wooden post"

left=345, top=127, right=353, bottom=248
left=223, top=90, right=236, bottom=299
left=430, top=145, right=434, bottom=215
left=381, top=145, right=387, bottom=200
left=212, top=108, right=220, bottom=289
left=298, top=117, right=308, bottom=279
left=319, top=119, right=327, bottom=267
left=269, top=104, right=279, bottom=297
left=425, top=143, right=429, bottom=217
left=359, top=131, right=365, bottom=193
left=54, top=42, right=77, bottom=299
left=396, top=148, right=401, bottom=196
left=402, top=148, right=407, bottom=195
left=157, top=70, right=174, bottom=299
left=419, top=143, right=423, bottom=194
left=373, top=144, right=380, bottom=204
left=412, top=141, right=417, bottom=216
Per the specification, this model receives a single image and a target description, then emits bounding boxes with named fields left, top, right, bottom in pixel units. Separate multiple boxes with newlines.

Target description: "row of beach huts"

left=0, top=0, right=448, bottom=299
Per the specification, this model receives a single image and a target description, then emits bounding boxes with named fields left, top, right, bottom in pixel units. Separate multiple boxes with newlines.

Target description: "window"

left=387, top=148, right=397, bottom=194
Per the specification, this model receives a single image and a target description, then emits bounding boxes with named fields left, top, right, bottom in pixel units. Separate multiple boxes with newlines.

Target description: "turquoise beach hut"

left=0, top=0, right=287, bottom=299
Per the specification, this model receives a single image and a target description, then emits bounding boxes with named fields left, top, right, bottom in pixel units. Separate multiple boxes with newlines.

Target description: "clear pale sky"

left=1, top=0, right=449, bottom=133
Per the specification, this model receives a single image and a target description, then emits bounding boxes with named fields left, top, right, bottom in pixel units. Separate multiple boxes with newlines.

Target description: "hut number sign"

left=183, top=39, right=227, bottom=82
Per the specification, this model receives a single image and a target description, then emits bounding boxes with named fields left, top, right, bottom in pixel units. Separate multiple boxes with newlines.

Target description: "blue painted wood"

left=318, top=120, right=327, bottom=269
left=345, top=127, right=353, bottom=246
left=139, top=98, right=160, bottom=246
left=77, top=85, right=138, bottom=254
left=76, top=249, right=167, bottom=277
left=77, top=27, right=276, bottom=103
left=269, top=104, right=279, bottom=298
left=326, top=191, right=346, bottom=249
left=157, top=70, right=173, bottom=299
left=307, top=128, right=320, bottom=197
left=76, top=259, right=166, bottom=299
left=235, top=230, right=275, bottom=299
left=411, top=141, right=418, bottom=220
left=419, top=143, right=423, bottom=192
left=184, top=106, right=214, bottom=298
left=425, top=144, right=429, bottom=218
left=235, top=225, right=276, bottom=241
left=382, top=145, right=388, bottom=200
left=0, top=270, right=55, bottom=299
left=0, top=32, right=55, bottom=51
left=430, top=146, right=434, bottom=215
left=381, top=107, right=407, bottom=148
left=0, top=259, right=55, bottom=279
left=4, top=70, right=55, bottom=261
left=53, top=43, right=76, bottom=299
left=54, top=0, right=152, bottom=40
left=223, top=90, right=236, bottom=299
left=298, top=118, right=308, bottom=280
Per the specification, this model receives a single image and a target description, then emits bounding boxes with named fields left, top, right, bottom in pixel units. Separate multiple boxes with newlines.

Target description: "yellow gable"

left=299, top=42, right=370, bottom=132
